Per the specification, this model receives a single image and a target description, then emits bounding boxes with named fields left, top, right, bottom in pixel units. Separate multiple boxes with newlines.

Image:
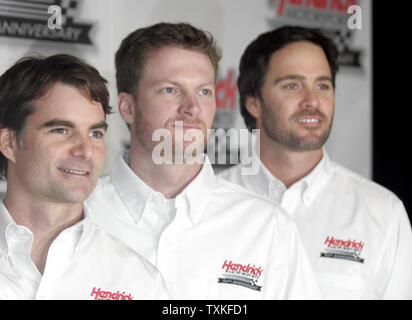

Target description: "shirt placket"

left=7, top=226, right=40, bottom=299
left=269, top=179, right=286, bottom=204
left=156, top=195, right=191, bottom=298
left=35, top=228, right=76, bottom=299
left=281, top=184, right=304, bottom=217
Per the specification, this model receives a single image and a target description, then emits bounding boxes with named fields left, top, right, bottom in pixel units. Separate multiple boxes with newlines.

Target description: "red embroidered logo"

left=324, top=236, right=365, bottom=250
left=90, top=287, right=133, bottom=300
left=218, top=260, right=264, bottom=291
left=320, top=236, right=365, bottom=263
left=221, top=260, right=263, bottom=277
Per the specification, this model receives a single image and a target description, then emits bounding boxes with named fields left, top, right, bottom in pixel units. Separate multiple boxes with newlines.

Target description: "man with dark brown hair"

left=86, top=22, right=321, bottom=299
left=0, top=54, right=167, bottom=300
left=220, top=26, right=412, bottom=299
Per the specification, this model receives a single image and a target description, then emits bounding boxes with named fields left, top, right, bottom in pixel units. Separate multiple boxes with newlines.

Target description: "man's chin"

left=288, top=136, right=327, bottom=151
left=51, top=186, right=94, bottom=204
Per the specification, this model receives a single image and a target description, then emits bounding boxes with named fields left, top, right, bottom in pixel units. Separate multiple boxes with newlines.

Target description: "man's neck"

left=4, top=189, right=83, bottom=275
left=259, top=136, right=323, bottom=188
left=128, top=143, right=202, bottom=199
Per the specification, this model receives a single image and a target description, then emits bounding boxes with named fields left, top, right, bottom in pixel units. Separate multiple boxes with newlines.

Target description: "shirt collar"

left=111, top=151, right=158, bottom=223
left=246, top=148, right=331, bottom=205
left=111, top=151, right=216, bottom=224
left=0, top=198, right=15, bottom=252
left=241, top=150, right=285, bottom=201
left=0, top=196, right=92, bottom=254
left=72, top=207, right=98, bottom=252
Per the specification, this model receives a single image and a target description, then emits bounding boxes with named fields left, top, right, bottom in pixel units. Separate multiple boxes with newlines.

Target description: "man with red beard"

left=220, top=26, right=412, bottom=299
left=86, top=22, right=321, bottom=299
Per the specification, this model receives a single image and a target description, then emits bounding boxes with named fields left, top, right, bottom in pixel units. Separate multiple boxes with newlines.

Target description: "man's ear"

left=118, top=92, right=136, bottom=125
left=245, top=95, right=261, bottom=119
left=0, top=128, right=18, bottom=163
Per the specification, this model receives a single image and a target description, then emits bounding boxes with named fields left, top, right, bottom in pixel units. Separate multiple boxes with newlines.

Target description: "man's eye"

left=199, top=88, right=212, bottom=96
left=284, top=83, right=298, bottom=90
left=162, top=87, right=176, bottom=94
left=90, top=131, right=104, bottom=138
left=318, top=83, right=331, bottom=90
left=51, top=128, right=67, bottom=134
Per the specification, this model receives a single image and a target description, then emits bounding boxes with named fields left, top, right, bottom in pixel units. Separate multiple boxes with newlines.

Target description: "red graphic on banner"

left=270, top=0, right=357, bottom=16
left=216, top=70, right=238, bottom=110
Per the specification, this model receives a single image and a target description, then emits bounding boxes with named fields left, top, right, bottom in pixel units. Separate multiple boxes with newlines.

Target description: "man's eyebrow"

left=91, top=120, right=108, bottom=131
left=40, top=119, right=108, bottom=131
left=316, top=76, right=333, bottom=83
left=199, top=81, right=216, bottom=87
left=274, top=74, right=333, bottom=84
left=156, top=80, right=216, bottom=87
left=40, top=119, right=74, bottom=129
left=274, top=75, right=305, bottom=84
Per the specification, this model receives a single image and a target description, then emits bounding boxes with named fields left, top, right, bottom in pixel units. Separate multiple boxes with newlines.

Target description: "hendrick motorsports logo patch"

left=320, top=236, right=365, bottom=263
left=90, top=287, right=133, bottom=300
left=218, top=260, right=263, bottom=291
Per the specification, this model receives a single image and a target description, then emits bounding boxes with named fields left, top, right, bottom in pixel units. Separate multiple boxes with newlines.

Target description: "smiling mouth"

left=297, top=118, right=321, bottom=124
left=58, top=167, right=90, bottom=176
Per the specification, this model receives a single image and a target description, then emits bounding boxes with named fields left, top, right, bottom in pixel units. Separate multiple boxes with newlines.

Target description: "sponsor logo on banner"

left=218, top=260, right=264, bottom=291
left=214, top=68, right=239, bottom=129
left=267, top=0, right=362, bottom=67
left=320, top=236, right=365, bottom=263
left=90, top=287, right=134, bottom=300
left=0, top=0, right=94, bottom=44
left=212, top=69, right=242, bottom=171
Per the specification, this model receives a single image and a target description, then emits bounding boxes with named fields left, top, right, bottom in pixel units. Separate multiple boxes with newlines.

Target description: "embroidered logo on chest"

left=217, top=260, right=263, bottom=291
left=320, top=236, right=365, bottom=263
left=90, top=287, right=134, bottom=300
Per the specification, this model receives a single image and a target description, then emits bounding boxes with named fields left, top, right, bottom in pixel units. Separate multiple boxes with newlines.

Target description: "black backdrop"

left=372, top=2, right=411, bottom=220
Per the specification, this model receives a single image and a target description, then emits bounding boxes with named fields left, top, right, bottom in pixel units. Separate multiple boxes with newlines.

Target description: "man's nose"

left=178, top=92, right=201, bottom=119
left=299, top=88, right=320, bottom=109
left=69, top=133, right=93, bottom=160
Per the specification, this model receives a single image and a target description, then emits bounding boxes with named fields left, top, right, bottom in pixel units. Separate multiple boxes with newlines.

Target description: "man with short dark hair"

left=220, top=26, right=412, bottom=299
left=86, top=22, right=321, bottom=299
left=0, top=54, right=167, bottom=299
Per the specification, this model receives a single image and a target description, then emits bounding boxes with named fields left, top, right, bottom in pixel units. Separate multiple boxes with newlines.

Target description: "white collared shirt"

left=0, top=200, right=168, bottom=300
left=85, top=152, right=322, bottom=299
left=219, top=150, right=412, bottom=299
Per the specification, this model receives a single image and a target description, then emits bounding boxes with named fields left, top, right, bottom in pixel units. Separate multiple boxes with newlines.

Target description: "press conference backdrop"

left=0, top=1, right=372, bottom=191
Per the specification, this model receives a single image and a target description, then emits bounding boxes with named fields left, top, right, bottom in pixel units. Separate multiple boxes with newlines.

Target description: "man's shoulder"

left=217, top=164, right=257, bottom=193
left=87, top=221, right=159, bottom=273
left=329, top=160, right=402, bottom=205
left=326, top=162, right=409, bottom=230
left=82, top=220, right=167, bottom=298
left=217, top=164, right=244, bottom=182
left=211, top=173, right=290, bottom=220
left=214, top=173, right=274, bottom=201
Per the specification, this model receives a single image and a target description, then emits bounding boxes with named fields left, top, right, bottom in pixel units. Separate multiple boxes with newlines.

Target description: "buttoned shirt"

left=0, top=199, right=168, bottom=300
left=219, top=150, right=412, bottom=299
left=85, top=152, right=322, bottom=299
